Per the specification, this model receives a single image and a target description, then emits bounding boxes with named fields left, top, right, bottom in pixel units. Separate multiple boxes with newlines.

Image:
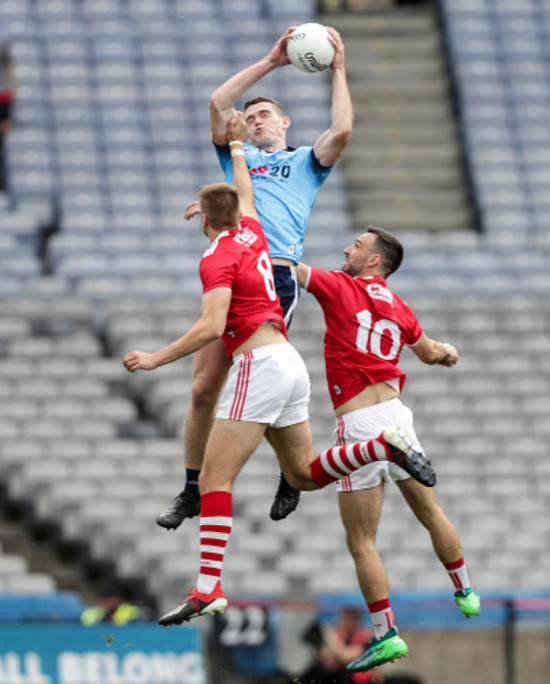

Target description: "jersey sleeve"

left=200, top=247, right=239, bottom=294
left=240, top=215, right=263, bottom=235
left=305, top=267, right=341, bottom=302
left=308, top=148, right=333, bottom=187
left=401, top=303, right=424, bottom=346
left=213, top=142, right=231, bottom=173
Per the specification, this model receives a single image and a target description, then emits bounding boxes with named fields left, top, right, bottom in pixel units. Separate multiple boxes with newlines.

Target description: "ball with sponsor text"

left=287, top=23, right=335, bottom=73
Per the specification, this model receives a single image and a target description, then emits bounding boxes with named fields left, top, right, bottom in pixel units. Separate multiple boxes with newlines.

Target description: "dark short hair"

left=366, top=225, right=404, bottom=277
left=243, top=96, right=287, bottom=118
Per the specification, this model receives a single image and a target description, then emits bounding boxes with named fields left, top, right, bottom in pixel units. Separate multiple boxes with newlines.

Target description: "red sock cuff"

left=445, top=557, right=465, bottom=571
left=368, top=598, right=392, bottom=613
left=201, top=491, right=232, bottom=518
left=310, top=458, right=337, bottom=488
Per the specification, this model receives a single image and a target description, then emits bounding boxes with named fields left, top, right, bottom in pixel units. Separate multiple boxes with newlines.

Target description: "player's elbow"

left=208, top=321, right=225, bottom=340
left=200, top=317, right=224, bottom=341
left=333, top=124, right=352, bottom=148
left=209, top=91, right=224, bottom=115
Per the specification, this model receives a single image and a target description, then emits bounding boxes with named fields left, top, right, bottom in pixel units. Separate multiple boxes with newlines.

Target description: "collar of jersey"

left=207, top=230, right=230, bottom=253
left=356, top=274, right=387, bottom=284
left=245, top=142, right=295, bottom=156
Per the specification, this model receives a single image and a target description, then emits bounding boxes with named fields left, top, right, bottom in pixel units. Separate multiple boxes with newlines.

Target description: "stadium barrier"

left=206, top=592, right=550, bottom=684
left=1, top=593, right=549, bottom=683
left=0, top=622, right=205, bottom=684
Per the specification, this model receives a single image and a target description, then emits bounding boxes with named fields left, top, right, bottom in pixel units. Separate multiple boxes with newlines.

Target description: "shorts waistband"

left=272, top=263, right=297, bottom=272
left=232, top=341, right=291, bottom=364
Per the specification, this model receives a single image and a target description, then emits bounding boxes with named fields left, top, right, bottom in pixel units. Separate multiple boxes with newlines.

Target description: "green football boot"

left=455, top=588, right=481, bottom=618
left=347, top=628, right=409, bottom=673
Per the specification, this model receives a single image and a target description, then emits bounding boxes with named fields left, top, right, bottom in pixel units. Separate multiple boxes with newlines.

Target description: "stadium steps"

left=320, top=5, right=473, bottom=232
left=0, top=512, right=99, bottom=604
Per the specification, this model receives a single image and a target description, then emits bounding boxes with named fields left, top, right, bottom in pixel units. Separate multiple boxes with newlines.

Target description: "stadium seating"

left=0, top=0, right=549, bottom=610
left=0, top=545, right=57, bottom=596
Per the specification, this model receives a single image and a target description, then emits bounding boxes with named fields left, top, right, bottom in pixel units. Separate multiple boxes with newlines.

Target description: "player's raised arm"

left=312, top=28, right=353, bottom=167
left=209, top=28, right=295, bottom=144
left=227, top=113, right=259, bottom=222
left=410, top=333, right=459, bottom=367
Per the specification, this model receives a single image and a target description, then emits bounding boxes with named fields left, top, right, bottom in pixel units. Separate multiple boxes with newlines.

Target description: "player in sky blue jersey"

left=156, top=26, right=352, bottom=530
left=214, top=141, right=331, bottom=264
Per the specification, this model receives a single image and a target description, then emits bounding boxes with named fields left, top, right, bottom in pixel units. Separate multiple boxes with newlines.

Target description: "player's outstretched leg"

left=157, top=341, right=229, bottom=530
left=347, top=628, right=409, bottom=673
left=159, top=583, right=227, bottom=626
left=270, top=473, right=301, bottom=520
left=311, top=426, right=436, bottom=489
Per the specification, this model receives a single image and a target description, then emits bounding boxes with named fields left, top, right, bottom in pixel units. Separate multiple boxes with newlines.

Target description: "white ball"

left=287, top=23, right=335, bottom=73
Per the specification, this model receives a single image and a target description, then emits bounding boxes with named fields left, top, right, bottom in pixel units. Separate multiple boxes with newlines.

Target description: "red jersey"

left=306, top=269, right=423, bottom=409
left=200, top=215, right=287, bottom=357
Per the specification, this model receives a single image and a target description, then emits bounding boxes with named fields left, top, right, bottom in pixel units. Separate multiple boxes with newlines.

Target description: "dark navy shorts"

left=273, top=264, right=300, bottom=329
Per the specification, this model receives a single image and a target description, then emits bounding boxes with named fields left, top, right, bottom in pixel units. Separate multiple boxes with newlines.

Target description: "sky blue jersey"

left=214, top=142, right=332, bottom=264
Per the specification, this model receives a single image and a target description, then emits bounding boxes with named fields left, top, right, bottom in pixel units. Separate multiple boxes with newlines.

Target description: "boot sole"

left=383, top=426, right=436, bottom=487
left=159, top=598, right=228, bottom=626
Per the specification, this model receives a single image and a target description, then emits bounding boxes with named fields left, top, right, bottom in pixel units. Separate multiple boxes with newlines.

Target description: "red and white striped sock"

left=368, top=598, right=396, bottom=640
left=310, top=432, right=391, bottom=487
left=196, top=491, right=232, bottom=595
left=445, top=556, right=471, bottom=593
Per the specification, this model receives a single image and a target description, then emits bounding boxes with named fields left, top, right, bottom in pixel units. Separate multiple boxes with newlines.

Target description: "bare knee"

left=191, top=372, right=223, bottom=412
left=345, top=533, right=376, bottom=563
left=280, top=470, right=315, bottom=491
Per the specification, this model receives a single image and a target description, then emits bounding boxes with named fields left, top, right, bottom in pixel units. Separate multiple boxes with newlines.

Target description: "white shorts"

left=216, top=343, right=310, bottom=428
left=335, top=398, right=424, bottom=492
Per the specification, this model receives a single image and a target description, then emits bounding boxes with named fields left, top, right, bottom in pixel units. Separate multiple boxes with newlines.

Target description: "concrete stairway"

left=0, top=512, right=101, bottom=605
left=321, top=6, right=473, bottom=233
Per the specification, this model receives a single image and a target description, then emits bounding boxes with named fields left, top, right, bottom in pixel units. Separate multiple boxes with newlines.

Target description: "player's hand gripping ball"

left=287, top=23, right=335, bottom=73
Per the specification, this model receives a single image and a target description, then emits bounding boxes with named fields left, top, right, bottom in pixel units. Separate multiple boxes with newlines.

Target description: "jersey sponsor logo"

left=250, top=165, right=291, bottom=181
left=234, top=227, right=258, bottom=247
left=366, top=282, right=394, bottom=305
